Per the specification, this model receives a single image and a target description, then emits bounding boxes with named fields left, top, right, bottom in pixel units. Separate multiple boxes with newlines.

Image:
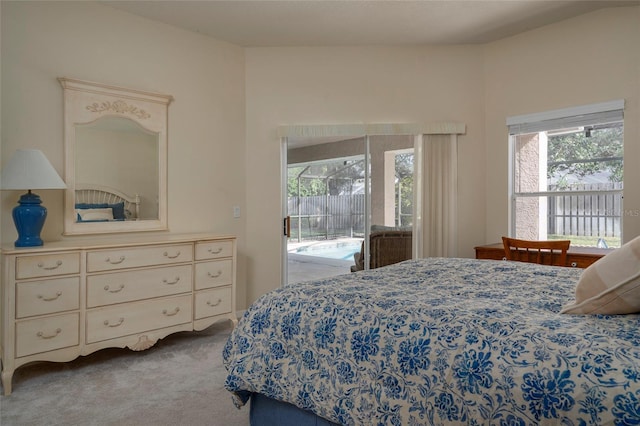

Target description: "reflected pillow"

left=561, top=235, right=640, bottom=315
left=76, top=207, right=114, bottom=222
left=75, top=202, right=126, bottom=220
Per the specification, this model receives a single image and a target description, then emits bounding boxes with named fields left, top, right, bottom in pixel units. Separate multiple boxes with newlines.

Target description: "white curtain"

left=277, top=122, right=465, bottom=138
left=422, top=134, right=458, bottom=258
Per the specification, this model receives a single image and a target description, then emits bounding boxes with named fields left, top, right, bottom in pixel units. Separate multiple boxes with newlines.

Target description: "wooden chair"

left=502, top=237, right=571, bottom=267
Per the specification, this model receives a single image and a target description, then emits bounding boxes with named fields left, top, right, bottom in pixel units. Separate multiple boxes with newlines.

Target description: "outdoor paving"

left=287, top=253, right=354, bottom=284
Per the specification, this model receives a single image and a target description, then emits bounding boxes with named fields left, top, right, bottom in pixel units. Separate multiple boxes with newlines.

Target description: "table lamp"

left=0, top=149, right=67, bottom=247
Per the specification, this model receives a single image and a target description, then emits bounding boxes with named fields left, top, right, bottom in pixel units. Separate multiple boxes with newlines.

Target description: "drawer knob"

left=207, top=298, right=223, bottom=307
left=38, top=291, right=63, bottom=302
left=208, top=270, right=223, bottom=278
left=104, top=284, right=125, bottom=293
left=162, top=307, right=180, bottom=317
left=208, top=247, right=223, bottom=254
left=104, top=318, right=125, bottom=327
left=105, top=256, right=126, bottom=265
left=162, top=277, right=181, bottom=285
left=163, top=251, right=181, bottom=259
left=37, top=328, right=62, bottom=339
left=37, top=260, right=63, bottom=270
left=571, top=262, right=578, bottom=267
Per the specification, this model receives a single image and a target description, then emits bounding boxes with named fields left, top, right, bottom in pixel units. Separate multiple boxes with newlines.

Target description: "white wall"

left=3, top=2, right=638, bottom=310
left=1, top=2, right=247, bottom=308
left=484, top=6, right=640, bottom=245
left=244, top=46, right=486, bottom=303
left=244, top=7, right=639, bottom=304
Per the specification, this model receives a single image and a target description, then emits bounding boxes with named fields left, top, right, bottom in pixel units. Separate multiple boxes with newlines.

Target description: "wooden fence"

left=290, top=182, right=622, bottom=242
left=547, top=182, right=623, bottom=238
left=288, top=194, right=365, bottom=241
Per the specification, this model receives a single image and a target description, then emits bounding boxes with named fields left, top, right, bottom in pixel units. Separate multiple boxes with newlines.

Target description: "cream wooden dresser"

left=0, top=233, right=236, bottom=395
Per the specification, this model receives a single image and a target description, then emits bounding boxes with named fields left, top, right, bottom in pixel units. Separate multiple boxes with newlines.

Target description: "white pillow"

left=76, top=207, right=114, bottom=222
left=561, top=235, right=640, bottom=315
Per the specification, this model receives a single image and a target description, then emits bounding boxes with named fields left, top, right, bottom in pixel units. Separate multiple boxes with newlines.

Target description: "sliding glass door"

left=284, top=134, right=416, bottom=285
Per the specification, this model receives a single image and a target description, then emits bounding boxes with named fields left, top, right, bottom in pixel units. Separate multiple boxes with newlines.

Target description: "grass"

left=548, top=234, right=620, bottom=248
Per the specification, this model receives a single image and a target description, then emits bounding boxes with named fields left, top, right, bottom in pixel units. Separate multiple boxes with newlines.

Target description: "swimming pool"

left=291, top=239, right=362, bottom=260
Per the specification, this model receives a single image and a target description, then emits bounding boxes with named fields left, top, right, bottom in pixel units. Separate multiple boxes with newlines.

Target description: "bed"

left=74, top=183, right=140, bottom=221
left=224, top=252, right=640, bottom=425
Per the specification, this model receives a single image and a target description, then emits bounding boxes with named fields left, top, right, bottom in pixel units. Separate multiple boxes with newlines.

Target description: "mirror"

left=59, top=77, right=173, bottom=235
left=75, top=117, right=159, bottom=220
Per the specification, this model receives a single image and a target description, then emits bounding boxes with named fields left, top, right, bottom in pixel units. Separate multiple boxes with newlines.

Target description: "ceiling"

left=104, top=0, right=638, bottom=47
left=102, top=0, right=638, bottom=149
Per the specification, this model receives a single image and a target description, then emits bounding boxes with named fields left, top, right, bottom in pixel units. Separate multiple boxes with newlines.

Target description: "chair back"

left=502, top=237, right=570, bottom=267
left=351, top=230, right=412, bottom=271
left=369, top=230, right=412, bottom=269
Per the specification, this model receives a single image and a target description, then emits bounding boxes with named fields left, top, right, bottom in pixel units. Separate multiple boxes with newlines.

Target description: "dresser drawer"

left=194, top=287, right=232, bottom=320
left=86, top=295, right=192, bottom=343
left=16, top=277, right=80, bottom=318
left=15, top=313, right=80, bottom=358
left=87, top=265, right=192, bottom=308
left=195, top=240, right=234, bottom=260
left=195, top=259, right=233, bottom=290
left=16, top=252, right=80, bottom=280
left=87, top=244, right=193, bottom=272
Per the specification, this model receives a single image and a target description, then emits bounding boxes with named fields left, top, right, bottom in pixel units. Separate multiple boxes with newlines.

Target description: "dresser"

left=474, top=242, right=611, bottom=268
left=0, top=233, right=236, bottom=395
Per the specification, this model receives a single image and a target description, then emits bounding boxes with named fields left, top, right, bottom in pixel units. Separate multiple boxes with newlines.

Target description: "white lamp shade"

left=1, top=149, right=67, bottom=190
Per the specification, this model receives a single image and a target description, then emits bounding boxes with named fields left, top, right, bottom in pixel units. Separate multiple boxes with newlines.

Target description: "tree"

left=287, top=167, right=325, bottom=197
left=395, top=153, right=414, bottom=227
left=547, top=125, right=623, bottom=189
left=287, top=160, right=365, bottom=197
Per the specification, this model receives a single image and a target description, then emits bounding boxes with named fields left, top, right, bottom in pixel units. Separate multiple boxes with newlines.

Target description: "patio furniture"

left=351, top=230, right=412, bottom=272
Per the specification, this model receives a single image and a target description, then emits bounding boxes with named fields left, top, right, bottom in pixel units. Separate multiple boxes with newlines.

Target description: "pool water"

left=292, top=240, right=362, bottom=260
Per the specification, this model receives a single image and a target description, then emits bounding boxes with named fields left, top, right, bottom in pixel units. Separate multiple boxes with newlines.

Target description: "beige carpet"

left=0, top=321, right=250, bottom=426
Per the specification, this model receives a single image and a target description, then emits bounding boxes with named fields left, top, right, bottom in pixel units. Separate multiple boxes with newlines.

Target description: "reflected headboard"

left=75, top=184, right=140, bottom=220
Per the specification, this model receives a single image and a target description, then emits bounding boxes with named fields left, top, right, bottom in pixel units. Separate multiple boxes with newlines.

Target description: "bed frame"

left=75, top=183, right=140, bottom=220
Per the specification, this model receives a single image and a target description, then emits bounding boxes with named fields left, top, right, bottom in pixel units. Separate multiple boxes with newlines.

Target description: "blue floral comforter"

left=223, top=258, right=640, bottom=425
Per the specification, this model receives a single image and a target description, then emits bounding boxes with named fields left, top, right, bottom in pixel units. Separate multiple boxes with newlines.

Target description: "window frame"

left=507, top=101, right=624, bottom=245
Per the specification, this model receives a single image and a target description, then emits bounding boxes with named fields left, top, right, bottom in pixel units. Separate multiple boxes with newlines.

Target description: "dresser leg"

left=1, top=368, right=13, bottom=396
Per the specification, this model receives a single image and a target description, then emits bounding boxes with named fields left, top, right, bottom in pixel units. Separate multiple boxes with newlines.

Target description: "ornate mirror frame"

left=59, top=77, right=173, bottom=235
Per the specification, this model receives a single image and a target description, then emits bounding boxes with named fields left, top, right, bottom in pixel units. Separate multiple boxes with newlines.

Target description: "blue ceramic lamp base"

left=12, top=190, right=47, bottom=247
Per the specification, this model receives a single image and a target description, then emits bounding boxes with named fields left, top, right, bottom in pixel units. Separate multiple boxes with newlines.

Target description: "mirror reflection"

left=74, top=117, right=159, bottom=222
left=60, top=77, right=172, bottom=235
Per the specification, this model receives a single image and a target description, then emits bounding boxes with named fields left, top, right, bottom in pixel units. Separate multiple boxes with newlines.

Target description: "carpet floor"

left=0, top=320, right=250, bottom=426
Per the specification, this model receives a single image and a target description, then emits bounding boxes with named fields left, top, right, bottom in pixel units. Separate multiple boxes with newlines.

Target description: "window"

left=394, top=151, right=414, bottom=228
left=508, top=101, right=624, bottom=248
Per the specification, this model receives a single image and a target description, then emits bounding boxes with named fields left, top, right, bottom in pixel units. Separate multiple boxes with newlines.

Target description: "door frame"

left=281, top=129, right=423, bottom=287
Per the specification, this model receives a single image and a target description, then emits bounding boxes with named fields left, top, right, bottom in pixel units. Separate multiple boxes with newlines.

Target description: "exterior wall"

left=514, top=133, right=541, bottom=240
left=370, top=136, right=414, bottom=226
